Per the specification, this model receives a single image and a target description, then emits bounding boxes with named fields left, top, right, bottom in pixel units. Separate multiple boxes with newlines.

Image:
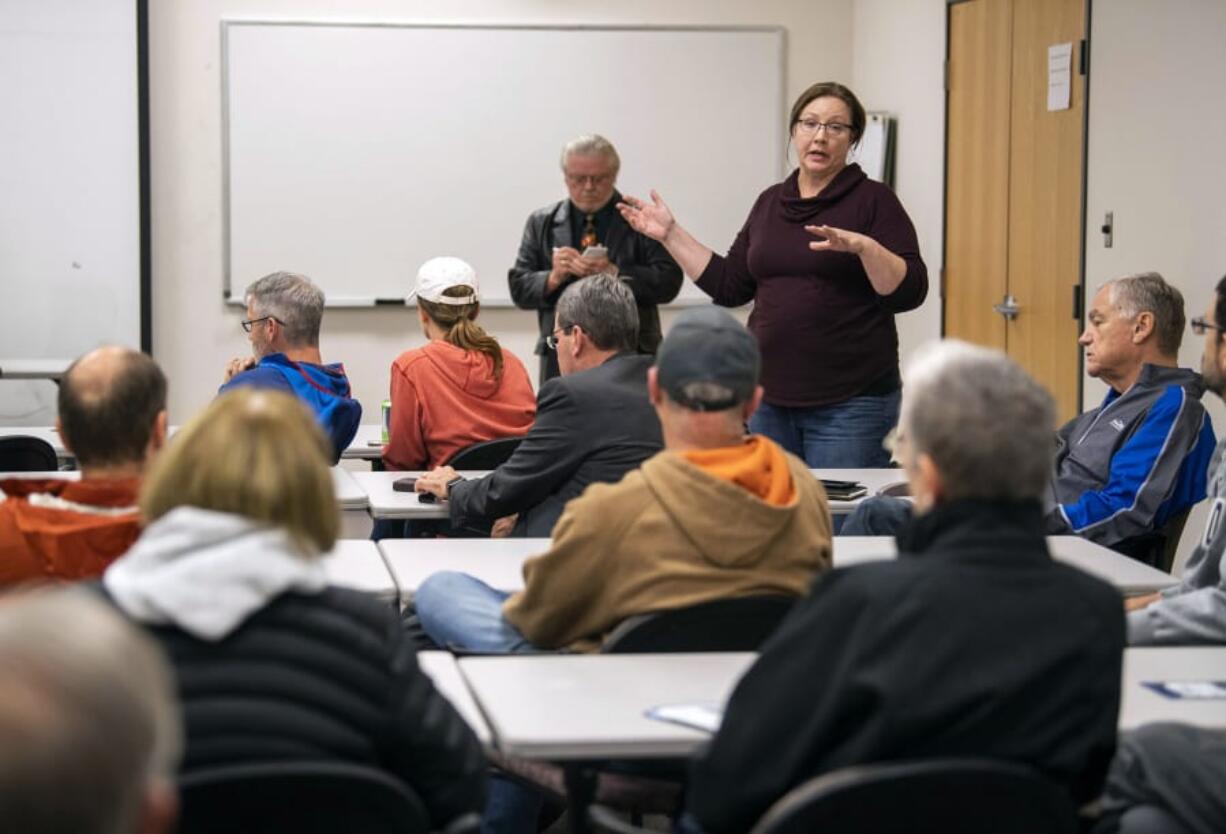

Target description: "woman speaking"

left=619, top=82, right=926, bottom=468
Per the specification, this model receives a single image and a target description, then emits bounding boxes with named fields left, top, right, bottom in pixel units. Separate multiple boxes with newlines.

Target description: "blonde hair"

left=419, top=286, right=505, bottom=379
left=140, top=389, right=339, bottom=553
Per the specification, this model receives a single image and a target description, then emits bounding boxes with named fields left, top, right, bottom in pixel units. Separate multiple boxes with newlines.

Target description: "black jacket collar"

left=895, top=498, right=1052, bottom=568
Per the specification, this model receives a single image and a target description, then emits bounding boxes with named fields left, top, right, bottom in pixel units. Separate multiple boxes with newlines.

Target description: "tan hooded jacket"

left=502, top=443, right=833, bottom=651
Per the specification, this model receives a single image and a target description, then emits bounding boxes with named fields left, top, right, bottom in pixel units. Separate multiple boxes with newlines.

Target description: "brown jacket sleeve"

left=501, top=480, right=643, bottom=649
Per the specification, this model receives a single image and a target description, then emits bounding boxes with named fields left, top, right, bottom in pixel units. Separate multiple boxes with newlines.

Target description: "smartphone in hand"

left=582, top=245, right=608, bottom=259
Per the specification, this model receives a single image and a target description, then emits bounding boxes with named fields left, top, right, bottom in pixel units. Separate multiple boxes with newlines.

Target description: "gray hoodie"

left=104, top=507, right=327, bottom=641
left=1129, top=438, right=1226, bottom=644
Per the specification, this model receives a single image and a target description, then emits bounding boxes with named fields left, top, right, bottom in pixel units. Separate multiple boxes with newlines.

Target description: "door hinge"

left=1079, top=38, right=1088, bottom=76
left=1073, top=285, right=1083, bottom=321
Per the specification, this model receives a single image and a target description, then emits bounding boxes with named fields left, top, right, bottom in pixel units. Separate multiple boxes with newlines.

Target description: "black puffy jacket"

left=128, top=587, right=487, bottom=828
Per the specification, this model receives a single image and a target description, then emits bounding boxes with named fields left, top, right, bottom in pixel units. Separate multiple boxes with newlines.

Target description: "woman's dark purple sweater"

left=695, top=164, right=927, bottom=408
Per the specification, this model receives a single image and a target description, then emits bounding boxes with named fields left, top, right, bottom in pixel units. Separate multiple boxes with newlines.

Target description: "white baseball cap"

left=410, top=256, right=479, bottom=305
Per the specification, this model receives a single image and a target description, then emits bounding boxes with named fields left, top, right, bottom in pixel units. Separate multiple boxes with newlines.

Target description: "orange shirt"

left=384, top=341, right=536, bottom=470
left=0, top=477, right=141, bottom=586
left=681, top=435, right=797, bottom=506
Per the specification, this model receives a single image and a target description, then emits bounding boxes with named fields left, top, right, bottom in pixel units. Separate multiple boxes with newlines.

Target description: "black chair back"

left=1114, top=508, right=1192, bottom=572
left=749, top=758, right=1080, bottom=834
left=0, top=435, right=58, bottom=472
left=1156, top=509, right=1192, bottom=573
left=178, top=761, right=432, bottom=834
left=447, top=436, right=524, bottom=470
left=601, top=595, right=795, bottom=653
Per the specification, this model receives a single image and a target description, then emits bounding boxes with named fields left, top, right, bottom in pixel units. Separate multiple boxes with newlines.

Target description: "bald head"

left=58, top=347, right=167, bottom=472
left=0, top=588, right=180, bottom=834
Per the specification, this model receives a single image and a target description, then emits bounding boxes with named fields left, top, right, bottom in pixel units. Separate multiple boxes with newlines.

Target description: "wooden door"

left=944, top=0, right=1086, bottom=423
left=1006, top=0, right=1085, bottom=423
left=944, top=0, right=1011, bottom=352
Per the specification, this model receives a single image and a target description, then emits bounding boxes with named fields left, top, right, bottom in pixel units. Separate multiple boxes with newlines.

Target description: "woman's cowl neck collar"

left=779, top=163, right=868, bottom=223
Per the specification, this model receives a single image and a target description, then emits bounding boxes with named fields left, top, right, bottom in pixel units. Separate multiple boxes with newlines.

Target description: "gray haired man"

left=845, top=272, right=1215, bottom=564
left=220, top=271, right=362, bottom=462
left=416, top=274, right=663, bottom=537
left=0, top=588, right=181, bottom=834
left=686, top=341, right=1125, bottom=834
left=508, top=134, right=682, bottom=383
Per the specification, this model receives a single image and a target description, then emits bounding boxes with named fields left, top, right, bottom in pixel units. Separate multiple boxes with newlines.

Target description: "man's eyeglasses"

left=794, top=119, right=852, bottom=138
left=564, top=172, right=614, bottom=187
left=240, top=315, right=283, bottom=333
left=1191, top=316, right=1223, bottom=336
left=546, top=324, right=576, bottom=351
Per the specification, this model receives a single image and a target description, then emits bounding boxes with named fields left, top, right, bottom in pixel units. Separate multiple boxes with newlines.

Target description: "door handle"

left=993, top=294, right=1021, bottom=321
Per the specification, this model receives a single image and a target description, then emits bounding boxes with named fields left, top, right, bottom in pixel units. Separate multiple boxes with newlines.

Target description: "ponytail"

left=419, top=288, right=505, bottom=379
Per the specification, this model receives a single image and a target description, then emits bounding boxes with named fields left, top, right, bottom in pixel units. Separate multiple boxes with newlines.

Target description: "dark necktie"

left=580, top=214, right=598, bottom=250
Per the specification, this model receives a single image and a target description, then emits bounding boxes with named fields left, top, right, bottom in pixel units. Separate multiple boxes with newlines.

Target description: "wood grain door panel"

left=1006, top=0, right=1085, bottom=423
left=944, top=0, right=1011, bottom=352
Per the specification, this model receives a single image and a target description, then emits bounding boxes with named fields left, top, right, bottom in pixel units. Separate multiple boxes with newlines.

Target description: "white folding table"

left=353, top=470, right=491, bottom=521
left=341, top=423, right=385, bottom=461
left=319, top=539, right=399, bottom=603
left=1118, top=647, right=1226, bottom=731
left=330, top=466, right=369, bottom=511
left=379, top=535, right=1177, bottom=599
left=417, top=650, right=493, bottom=748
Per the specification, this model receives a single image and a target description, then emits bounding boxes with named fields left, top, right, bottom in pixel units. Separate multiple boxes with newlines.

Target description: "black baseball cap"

left=656, top=307, right=760, bottom=411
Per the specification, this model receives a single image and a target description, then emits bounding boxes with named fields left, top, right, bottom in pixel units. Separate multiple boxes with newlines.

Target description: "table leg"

left=563, top=763, right=597, bottom=834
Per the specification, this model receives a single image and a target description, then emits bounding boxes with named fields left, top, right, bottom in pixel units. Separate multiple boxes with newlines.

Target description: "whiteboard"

left=0, top=0, right=145, bottom=424
left=222, top=22, right=786, bottom=307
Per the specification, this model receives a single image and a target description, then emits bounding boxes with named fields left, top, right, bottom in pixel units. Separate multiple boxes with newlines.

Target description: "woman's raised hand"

left=805, top=224, right=871, bottom=255
left=617, top=190, right=676, bottom=242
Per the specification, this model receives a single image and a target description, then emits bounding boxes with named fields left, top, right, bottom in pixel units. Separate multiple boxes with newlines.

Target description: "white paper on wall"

left=1048, top=42, right=1073, bottom=111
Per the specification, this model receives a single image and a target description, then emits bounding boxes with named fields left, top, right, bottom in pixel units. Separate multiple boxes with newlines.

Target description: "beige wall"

left=851, top=0, right=947, bottom=365
left=1083, top=0, right=1226, bottom=570
left=150, top=0, right=855, bottom=422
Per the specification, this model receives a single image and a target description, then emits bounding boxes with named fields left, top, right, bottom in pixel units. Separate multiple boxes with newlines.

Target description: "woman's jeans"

left=748, top=390, right=901, bottom=470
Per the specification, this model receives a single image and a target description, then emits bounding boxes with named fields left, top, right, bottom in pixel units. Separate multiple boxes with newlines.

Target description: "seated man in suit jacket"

left=415, top=274, right=663, bottom=538
left=686, top=340, right=1125, bottom=834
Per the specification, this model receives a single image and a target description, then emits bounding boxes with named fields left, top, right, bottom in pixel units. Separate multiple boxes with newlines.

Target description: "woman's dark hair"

left=789, top=81, right=867, bottom=145
left=418, top=286, right=505, bottom=379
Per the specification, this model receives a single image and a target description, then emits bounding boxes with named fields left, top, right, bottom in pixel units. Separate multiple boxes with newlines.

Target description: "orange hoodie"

left=682, top=435, right=797, bottom=506
left=383, top=341, right=537, bottom=470
left=0, top=477, right=141, bottom=586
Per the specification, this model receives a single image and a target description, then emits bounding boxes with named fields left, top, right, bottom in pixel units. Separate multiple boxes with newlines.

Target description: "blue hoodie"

left=219, top=353, right=362, bottom=463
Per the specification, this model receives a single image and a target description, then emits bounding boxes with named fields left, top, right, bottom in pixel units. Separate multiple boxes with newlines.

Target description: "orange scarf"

left=681, top=435, right=796, bottom=506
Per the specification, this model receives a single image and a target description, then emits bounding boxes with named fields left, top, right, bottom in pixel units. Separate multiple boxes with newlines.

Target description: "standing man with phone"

left=509, top=134, right=683, bottom=383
